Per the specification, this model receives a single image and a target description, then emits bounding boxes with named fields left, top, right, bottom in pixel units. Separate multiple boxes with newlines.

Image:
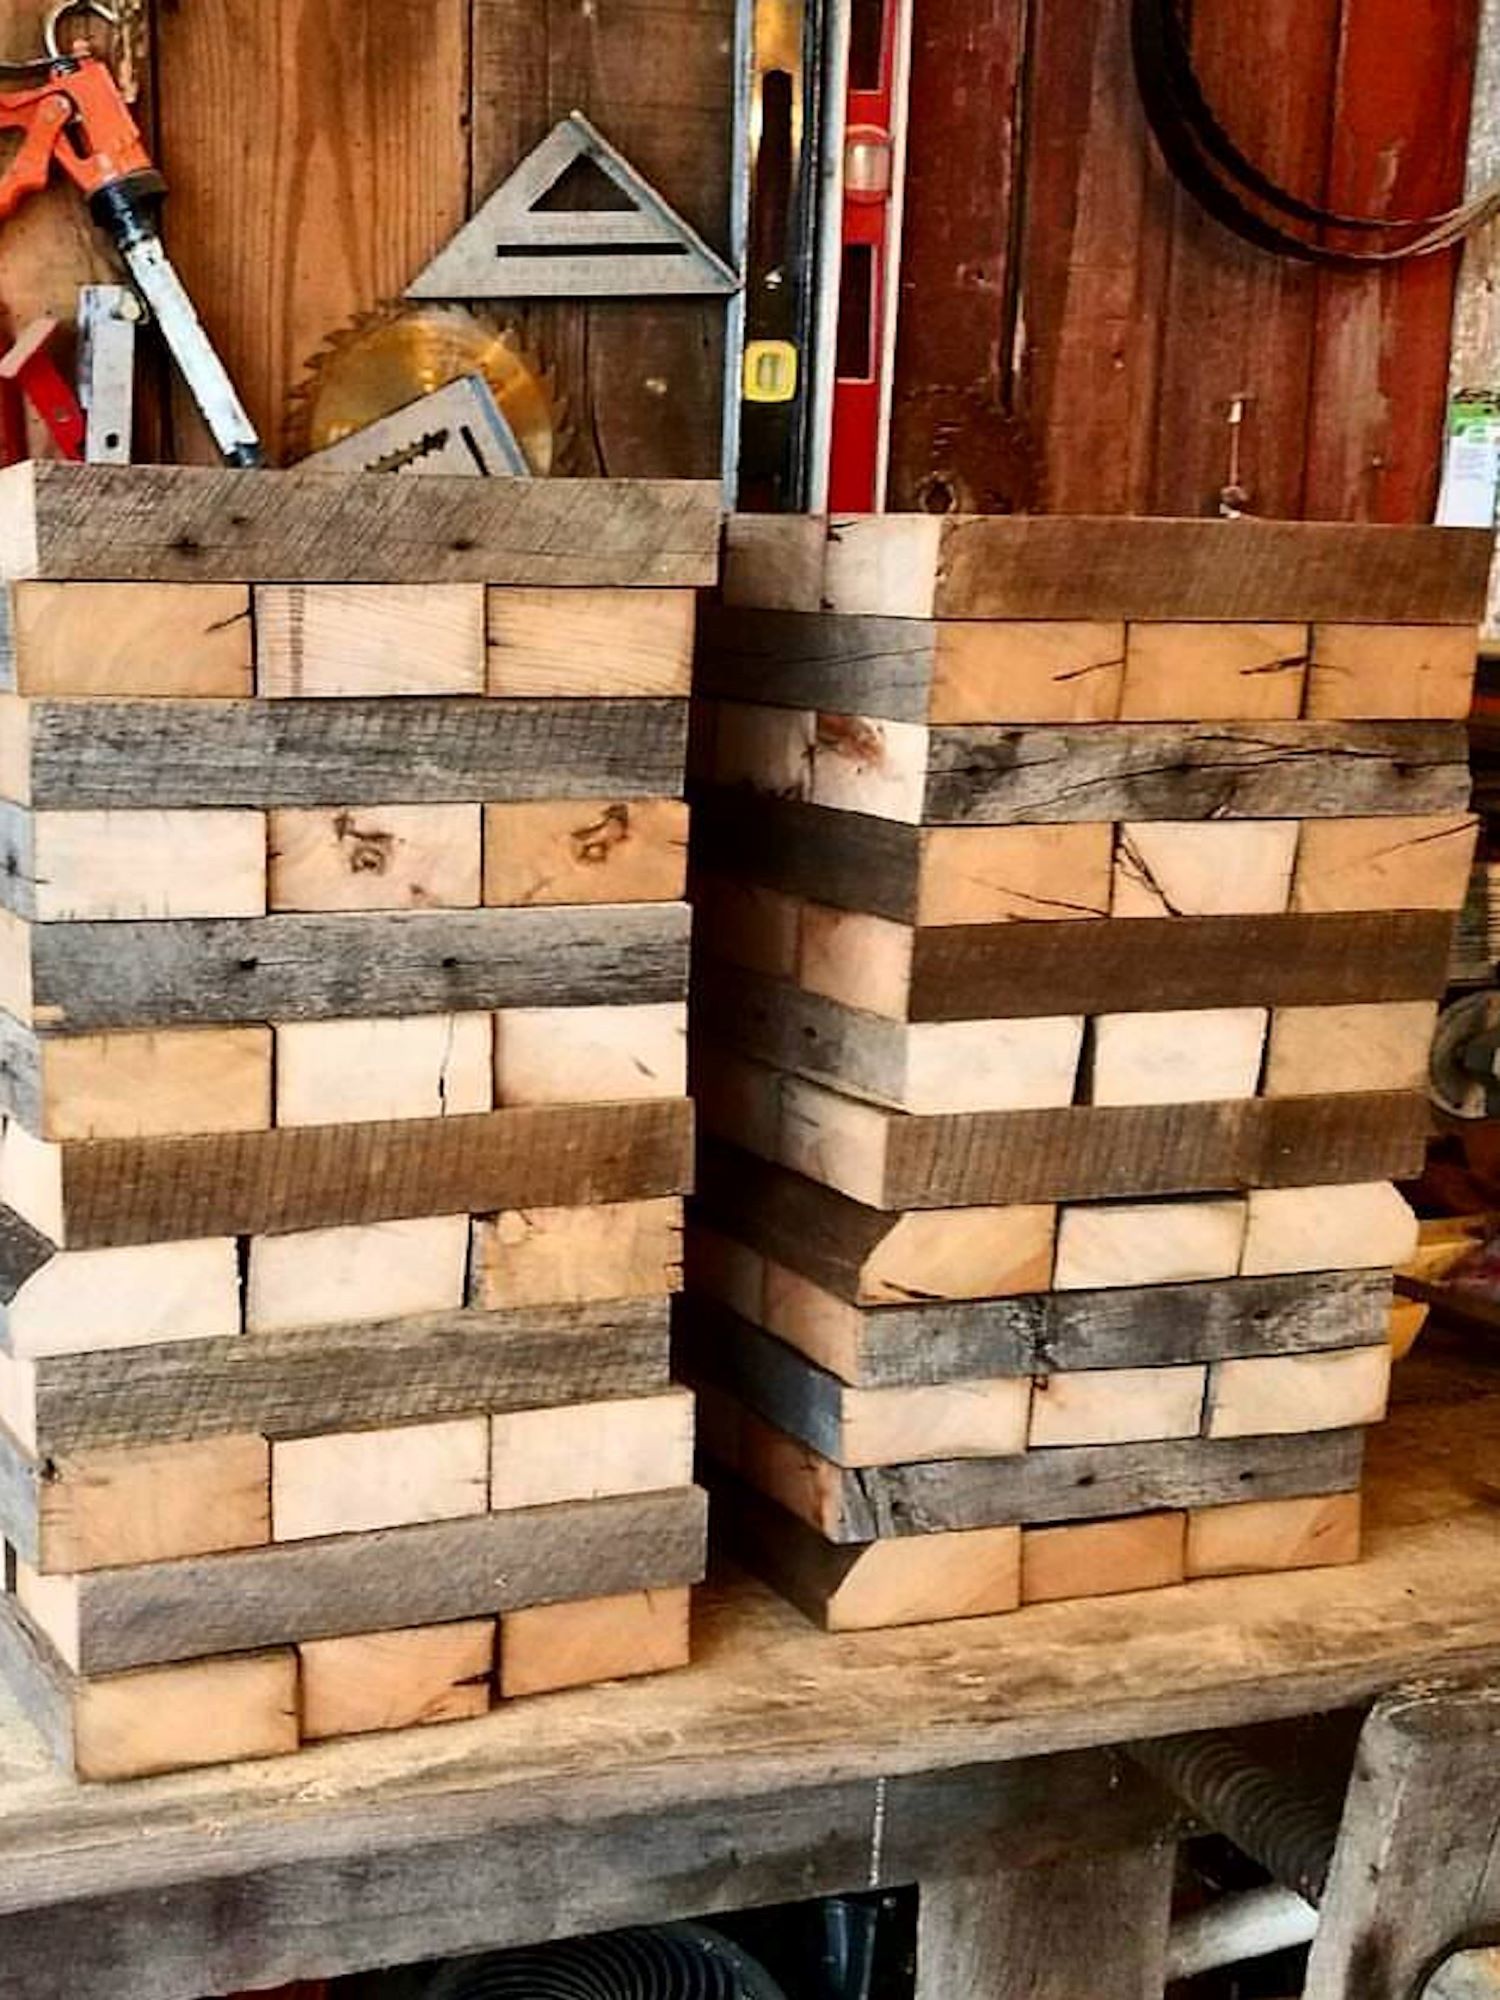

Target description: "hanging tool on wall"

left=0, top=316, right=85, bottom=464
left=0, top=1, right=262, bottom=465
left=77, top=282, right=140, bottom=463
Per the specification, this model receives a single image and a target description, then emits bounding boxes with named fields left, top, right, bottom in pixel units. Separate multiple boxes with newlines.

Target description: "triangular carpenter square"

left=407, top=111, right=740, bottom=300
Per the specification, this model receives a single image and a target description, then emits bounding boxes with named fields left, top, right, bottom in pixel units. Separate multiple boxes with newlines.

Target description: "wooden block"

left=18, top=902, right=691, bottom=1032
left=13, top=1555, right=79, bottom=1665
left=255, top=584, right=485, bottom=697
left=917, top=824, right=1115, bottom=925
left=273, top=1417, right=489, bottom=1540
left=692, top=873, right=801, bottom=981
left=1020, top=1514, right=1187, bottom=1605
left=499, top=1586, right=690, bottom=1696
left=483, top=798, right=688, bottom=906
left=810, top=711, right=928, bottom=821
left=269, top=804, right=481, bottom=911
left=0, top=463, right=722, bottom=586
left=1263, top=1002, right=1437, bottom=1097
left=5, top=581, right=252, bottom=697
left=274, top=1014, right=493, bottom=1126
left=922, top=721, right=1466, bottom=826
left=1112, top=822, right=1299, bottom=918
left=487, top=586, right=694, bottom=696
left=1053, top=1201, right=1247, bottom=1292
left=929, top=621, right=1126, bottom=723
left=721, top=515, right=829, bottom=611
left=822, top=515, right=946, bottom=617
left=15, top=1297, right=671, bottom=1459
left=25, top=810, right=266, bottom=921
left=710, top=700, right=816, bottom=799
left=300, top=1620, right=495, bottom=1739
left=247, top=1215, right=469, bottom=1336
left=472, top=1197, right=682, bottom=1310
left=13, top=1485, right=709, bottom=1674
left=17, top=1098, right=693, bottom=1250
left=1205, top=1345, right=1392, bottom=1439
left=1090, top=1008, right=1268, bottom=1107
left=0, top=908, right=31, bottom=1025
left=5, top=1237, right=240, bottom=1360
left=1291, top=814, right=1479, bottom=913
left=26, top=1026, right=271, bottom=1141
left=1027, top=1366, right=1207, bottom=1448
left=489, top=1389, right=695, bottom=1510
left=1307, top=624, right=1477, bottom=720
left=1120, top=623, right=1308, bottom=720
left=795, top=899, right=912, bottom=1014
left=73, top=1650, right=299, bottom=1781
left=493, top=1002, right=687, bottom=1106
left=36, top=1434, right=269, bottom=1572
left=1241, top=1183, right=1418, bottom=1276
left=0, top=693, right=26, bottom=804
left=1185, top=1490, right=1362, bottom=1577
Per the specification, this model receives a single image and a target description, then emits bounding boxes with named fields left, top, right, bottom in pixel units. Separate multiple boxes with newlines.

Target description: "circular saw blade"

left=286, top=304, right=567, bottom=473
left=1430, top=990, right=1500, bottom=1120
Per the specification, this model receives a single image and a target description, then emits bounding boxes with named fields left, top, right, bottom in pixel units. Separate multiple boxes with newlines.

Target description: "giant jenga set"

left=0, top=463, right=716, bottom=1779
left=683, top=512, right=1488, bottom=1632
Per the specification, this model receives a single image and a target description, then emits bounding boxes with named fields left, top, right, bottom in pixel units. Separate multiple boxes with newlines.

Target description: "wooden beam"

left=300, top=1621, right=495, bottom=1741
left=3, top=582, right=251, bottom=696
left=246, top=1216, right=470, bottom=1336
left=2, top=1236, right=240, bottom=1359
left=3, top=1025, right=272, bottom=1141
left=498, top=1588, right=690, bottom=1697
left=272, top=1417, right=490, bottom=1539
left=254, top=584, right=484, bottom=698
left=273, top=1014, right=493, bottom=1126
left=483, top=798, right=689, bottom=906
left=489, top=1391, right=695, bottom=1509
left=488, top=587, right=695, bottom=696
left=268, top=805, right=482, bottom=912
left=470, top=1197, right=683, bottom=1309
left=1119, top=623, right=1308, bottom=721
left=1306, top=623, right=1477, bottom=719
left=1186, top=1491, right=1362, bottom=1579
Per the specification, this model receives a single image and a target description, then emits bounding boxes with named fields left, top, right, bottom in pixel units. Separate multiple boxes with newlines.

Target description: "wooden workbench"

left=0, top=1343, right=1496, bottom=2000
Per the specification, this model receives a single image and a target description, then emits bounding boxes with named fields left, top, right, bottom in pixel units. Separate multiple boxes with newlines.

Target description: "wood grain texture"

left=254, top=585, right=484, bottom=698
left=273, top=1417, right=489, bottom=1540
left=1020, top=1514, right=1187, bottom=1606
left=485, top=798, right=689, bottom=905
left=471, top=1197, right=683, bottom=1310
left=4, top=583, right=252, bottom=697
left=493, top=1002, right=686, bottom=1106
left=72, top=1649, right=300, bottom=1784
left=31, top=1435, right=270, bottom=1575
left=1185, top=1490, right=1362, bottom=1580
left=14, top=697, right=689, bottom=809
left=247, top=1215, right=469, bottom=1337
left=21, top=902, right=691, bottom=1031
left=488, top=589, right=695, bottom=697
left=0, top=464, right=722, bottom=585
left=1, top=1025, right=272, bottom=1142
left=43, top=1484, right=709, bottom=1673
left=1204, top=1346, right=1392, bottom=1439
left=300, top=1621, right=495, bottom=1741
left=2, top=1236, right=240, bottom=1360
left=1112, top=821, right=1299, bottom=917
left=1119, top=623, right=1309, bottom=721
left=499, top=1588, right=690, bottom=1697
left=269, top=806, right=482, bottom=912
left=1027, top=1366, right=1207, bottom=1449
left=1263, top=1001, right=1438, bottom=1097
left=489, top=1390, right=695, bottom=1510
left=274, top=1013, right=493, bottom=1126
left=1291, top=813, right=1479, bottom=913
left=14, top=1297, right=672, bottom=1457
left=1306, top=624, right=1477, bottom=719
left=37, top=1099, right=691, bottom=1249
left=1090, top=1008, right=1267, bottom=1107
left=1241, top=1182, right=1419, bottom=1277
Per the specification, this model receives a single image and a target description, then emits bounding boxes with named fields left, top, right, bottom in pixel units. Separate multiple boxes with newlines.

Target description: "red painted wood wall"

left=889, top=0, right=1481, bottom=523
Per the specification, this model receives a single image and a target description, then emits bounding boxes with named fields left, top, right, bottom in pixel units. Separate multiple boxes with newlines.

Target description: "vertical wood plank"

left=886, top=0, right=1029, bottom=512
left=915, top=1844, right=1175, bottom=1999
left=1147, top=1, right=1341, bottom=519
left=1304, top=0, right=1479, bottom=521
left=154, top=0, right=472, bottom=461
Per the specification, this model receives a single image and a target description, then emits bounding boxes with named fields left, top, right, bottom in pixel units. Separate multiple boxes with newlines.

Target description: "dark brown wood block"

left=0, top=463, right=721, bottom=585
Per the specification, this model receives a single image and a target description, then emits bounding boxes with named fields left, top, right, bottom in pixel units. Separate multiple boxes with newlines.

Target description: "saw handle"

left=0, top=57, right=155, bottom=223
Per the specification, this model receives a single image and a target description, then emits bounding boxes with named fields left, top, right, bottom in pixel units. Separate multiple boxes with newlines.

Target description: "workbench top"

left=1, top=1341, right=1496, bottom=1999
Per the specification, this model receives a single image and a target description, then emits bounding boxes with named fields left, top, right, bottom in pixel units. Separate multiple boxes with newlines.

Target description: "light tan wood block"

left=1240, top=1182, right=1418, bottom=1277
left=1027, top=1366, right=1206, bottom=1447
left=499, top=1586, right=691, bottom=1696
left=1112, top=821, right=1299, bottom=918
left=255, top=583, right=485, bottom=697
left=929, top=621, right=1126, bottom=724
left=1021, top=1513, right=1187, bottom=1605
left=0, top=907, right=30, bottom=1024
left=9, top=581, right=253, bottom=697
left=861, top=1205, right=1058, bottom=1303
left=796, top=899, right=914, bottom=1017
left=810, top=712, right=927, bottom=822
left=486, top=586, right=694, bottom=696
left=269, top=804, right=481, bottom=912
left=483, top=799, right=688, bottom=906
left=1307, top=624, right=1477, bottom=720
left=489, top=1388, right=695, bottom=1510
left=274, top=1014, right=492, bottom=1126
left=0, top=1116, right=60, bottom=1240
left=1292, top=814, right=1479, bottom=913
left=273, top=1417, right=489, bottom=1541
left=71, top=1650, right=299, bottom=1781
left=1186, top=1490, right=1362, bottom=1577
left=493, top=1002, right=687, bottom=1106
left=1205, top=1345, right=1392, bottom=1439
left=778, top=1074, right=891, bottom=1207
left=30, top=810, right=266, bottom=921
left=903, top=1017, right=1084, bottom=1114
left=822, top=514, right=944, bottom=617
left=710, top=700, right=815, bottom=798
left=14, top=1557, right=79, bottom=1668
left=38, top=1434, right=269, bottom=1572
left=36, top=1026, right=272, bottom=1140
left=6, top=1237, right=240, bottom=1359
left=1091, top=1007, right=1268, bottom=1106
left=918, top=824, right=1115, bottom=926
left=824, top=1527, right=1022, bottom=1630
left=300, top=1620, right=495, bottom=1740
left=1121, top=622, right=1308, bottom=720
left=842, top=1379, right=1032, bottom=1466
left=1054, top=1199, right=1247, bottom=1292
left=0, top=693, right=28, bottom=804
left=1263, top=1001, right=1437, bottom=1098
left=470, top=1197, right=683, bottom=1309
left=760, top=1264, right=865, bottom=1376
left=693, top=873, right=800, bottom=980
left=246, top=1215, right=469, bottom=1336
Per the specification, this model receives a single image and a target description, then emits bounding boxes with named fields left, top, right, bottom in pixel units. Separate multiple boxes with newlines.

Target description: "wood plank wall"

left=0, top=0, right=1480, bottom=518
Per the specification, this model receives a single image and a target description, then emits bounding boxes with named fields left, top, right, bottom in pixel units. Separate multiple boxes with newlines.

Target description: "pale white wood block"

left=842, top=1378, right=1033, bottom=1466
left=905, top=1016, right=1084, bottom=1113
left=275, top=1014, right=493, bottom=1126
left=6, top=1237, right=241, bottom=1359
left=246, top=1215, right=469, bottom=1334
left=273, top=1417, right=489, bottom=1540
left=31, top=810, right=266, bottom=920
left=1240, top=1183, right=1418, bottom=1277
left=810, top=713, right=927, bottom=822
left=489, top=1389, right=695, bottom=1510
left=1091, top=1008, right=1268, bottom=1106
left=1028, top=1365, right=1207, bottom=1447
left=1205, top=1345, right=1392, bottom=1438
left=1112, top=821, right=1299, bottom=917
left=1054, top=1199, right=1247, bottom=1292
left=493, top=1002, right=687, bottom=1106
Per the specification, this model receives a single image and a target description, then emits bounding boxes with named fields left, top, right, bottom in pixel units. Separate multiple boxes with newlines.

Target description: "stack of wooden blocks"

left=0, top=463, right=717, bottom=1779
left=683, top=513, right=1488, bottom=1632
